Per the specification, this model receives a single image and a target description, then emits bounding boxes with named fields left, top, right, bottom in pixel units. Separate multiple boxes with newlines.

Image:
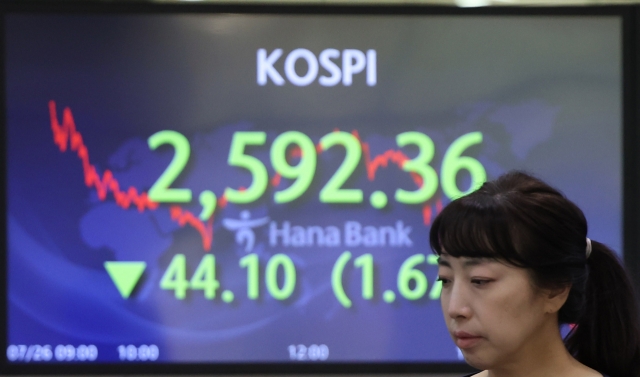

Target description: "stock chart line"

left=49, top=101, right=440, bottom=252
left=49, top=100, right=215, bottom=250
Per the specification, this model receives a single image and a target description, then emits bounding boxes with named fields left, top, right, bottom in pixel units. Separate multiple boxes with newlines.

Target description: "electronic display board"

left=1, top=5, right=624, bottom=373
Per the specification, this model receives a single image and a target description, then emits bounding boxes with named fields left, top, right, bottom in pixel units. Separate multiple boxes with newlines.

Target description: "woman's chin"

left=460, top=350, right=493, bottom=371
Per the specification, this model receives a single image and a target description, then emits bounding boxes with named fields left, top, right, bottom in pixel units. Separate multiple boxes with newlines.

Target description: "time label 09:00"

left=6, top=344, right=98, bottom=362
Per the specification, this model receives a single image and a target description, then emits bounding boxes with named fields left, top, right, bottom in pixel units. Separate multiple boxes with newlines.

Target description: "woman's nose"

left=446, top=282, right=473, bottom=320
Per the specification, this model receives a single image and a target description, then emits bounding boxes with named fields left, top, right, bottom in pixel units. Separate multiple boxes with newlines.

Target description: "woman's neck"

left=482, top=320, right=600, bottom=377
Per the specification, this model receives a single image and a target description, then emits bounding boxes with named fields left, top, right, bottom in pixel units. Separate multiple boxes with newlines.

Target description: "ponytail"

left=430, top=171, right=640, bottom=376
left=565, top=241, right=640, bottom=377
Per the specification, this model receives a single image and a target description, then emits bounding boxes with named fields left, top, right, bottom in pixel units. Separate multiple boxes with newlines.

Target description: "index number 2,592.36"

left=146, top=130, right=486, bottom=206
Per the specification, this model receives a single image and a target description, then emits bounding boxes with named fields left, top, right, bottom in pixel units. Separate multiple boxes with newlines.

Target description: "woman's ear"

left=544, top=285, right=571, bottom=314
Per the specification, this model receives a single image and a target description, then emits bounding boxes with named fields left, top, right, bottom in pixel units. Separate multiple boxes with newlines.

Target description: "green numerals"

left=239, top=253, right=296, bottom=301
left=332, top=251, right=353, bottom=308
left=271, top=131, right=317, bottom=203
left=395, top=132, right=438, bottom=204
left=265, top=254, right=296, bottom=300
left=148, top=130, right=192, bottom=203
left=190, top=254, right=219, bottom=299
left=147, top=131, right=217, bottom=221
left=397, top=254, right=427, bottom=300
left=159, top=254, right=189, bottom=299
left=239, top=254, right=260, bottom=299
left=319, top=132, right=363, bottom=203
left=441, top=131, right=487, bottom=199
left=354, top=254, right=373, bottom=300
left=161, top=253, right=297, bottom=302
left=159, top=254, right=219, bottom=299
left=427, top=254, right=442, bottom=300
left=224, top=132, right=268, bottom=204
left=159, top=252, right=442, bottom=306
left=147, top=129, right=486, bottom=209
left=331, top=252, right=441, bottom=308
left=331, top=252, right=374, bottom=309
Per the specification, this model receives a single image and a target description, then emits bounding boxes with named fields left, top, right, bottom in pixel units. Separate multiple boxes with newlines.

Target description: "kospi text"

left=257, top=48, right=377, bottom=86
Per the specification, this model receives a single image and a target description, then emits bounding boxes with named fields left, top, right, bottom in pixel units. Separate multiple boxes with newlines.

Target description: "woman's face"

left=437, top=254, right=560, bottom=370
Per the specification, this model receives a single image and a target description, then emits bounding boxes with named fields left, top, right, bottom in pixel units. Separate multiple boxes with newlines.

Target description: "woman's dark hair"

left=429, top=171, right=640, bottom=377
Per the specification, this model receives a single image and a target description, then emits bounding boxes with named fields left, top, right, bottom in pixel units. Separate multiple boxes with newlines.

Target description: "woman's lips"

left=453, top=331, right=483, bottom=349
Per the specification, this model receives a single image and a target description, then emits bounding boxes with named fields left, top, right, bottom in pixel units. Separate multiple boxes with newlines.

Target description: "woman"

left=430, top=171, right=640, bottom=377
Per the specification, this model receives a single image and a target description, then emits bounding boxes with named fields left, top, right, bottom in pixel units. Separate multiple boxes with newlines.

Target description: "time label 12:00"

left=147, top=130, right=486, bottom=215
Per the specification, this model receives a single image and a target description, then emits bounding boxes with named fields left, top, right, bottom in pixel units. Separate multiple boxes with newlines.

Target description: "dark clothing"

left=462, top=372, right=609, bottom=377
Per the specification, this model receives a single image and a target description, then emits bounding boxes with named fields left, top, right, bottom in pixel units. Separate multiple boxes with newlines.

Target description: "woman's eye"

left=437, top=276, right=451, bottom=285
left=471, top=279, right=491, bottom=286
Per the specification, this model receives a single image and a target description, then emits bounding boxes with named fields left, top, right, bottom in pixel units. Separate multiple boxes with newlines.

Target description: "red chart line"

left=273, top=130, right=442, bottom=225
left=48, top=101, right=215, bottom=250
left=49, top=101, right=441, bottom=251
left=358, top=133, right=443, bottom=225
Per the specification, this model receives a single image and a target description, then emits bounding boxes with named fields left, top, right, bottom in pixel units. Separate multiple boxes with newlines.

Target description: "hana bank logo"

left=257, top=48, right=377, bottom=87
left=222, top=211, right=270, bottom=252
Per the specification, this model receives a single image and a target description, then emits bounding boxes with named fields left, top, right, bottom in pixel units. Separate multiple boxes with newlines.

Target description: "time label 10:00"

left=117, top=344, right=159, bottom=361
left=147, top=130, right=486, bottom=216
left=160, top=252, right=440, bottom=306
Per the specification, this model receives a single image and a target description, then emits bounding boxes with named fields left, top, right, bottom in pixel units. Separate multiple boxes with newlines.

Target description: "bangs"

left=429, top=195, right=527, bottom=267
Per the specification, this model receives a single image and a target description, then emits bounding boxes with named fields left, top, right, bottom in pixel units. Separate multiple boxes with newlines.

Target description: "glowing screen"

left=4, top=13, right=621, bottom=364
